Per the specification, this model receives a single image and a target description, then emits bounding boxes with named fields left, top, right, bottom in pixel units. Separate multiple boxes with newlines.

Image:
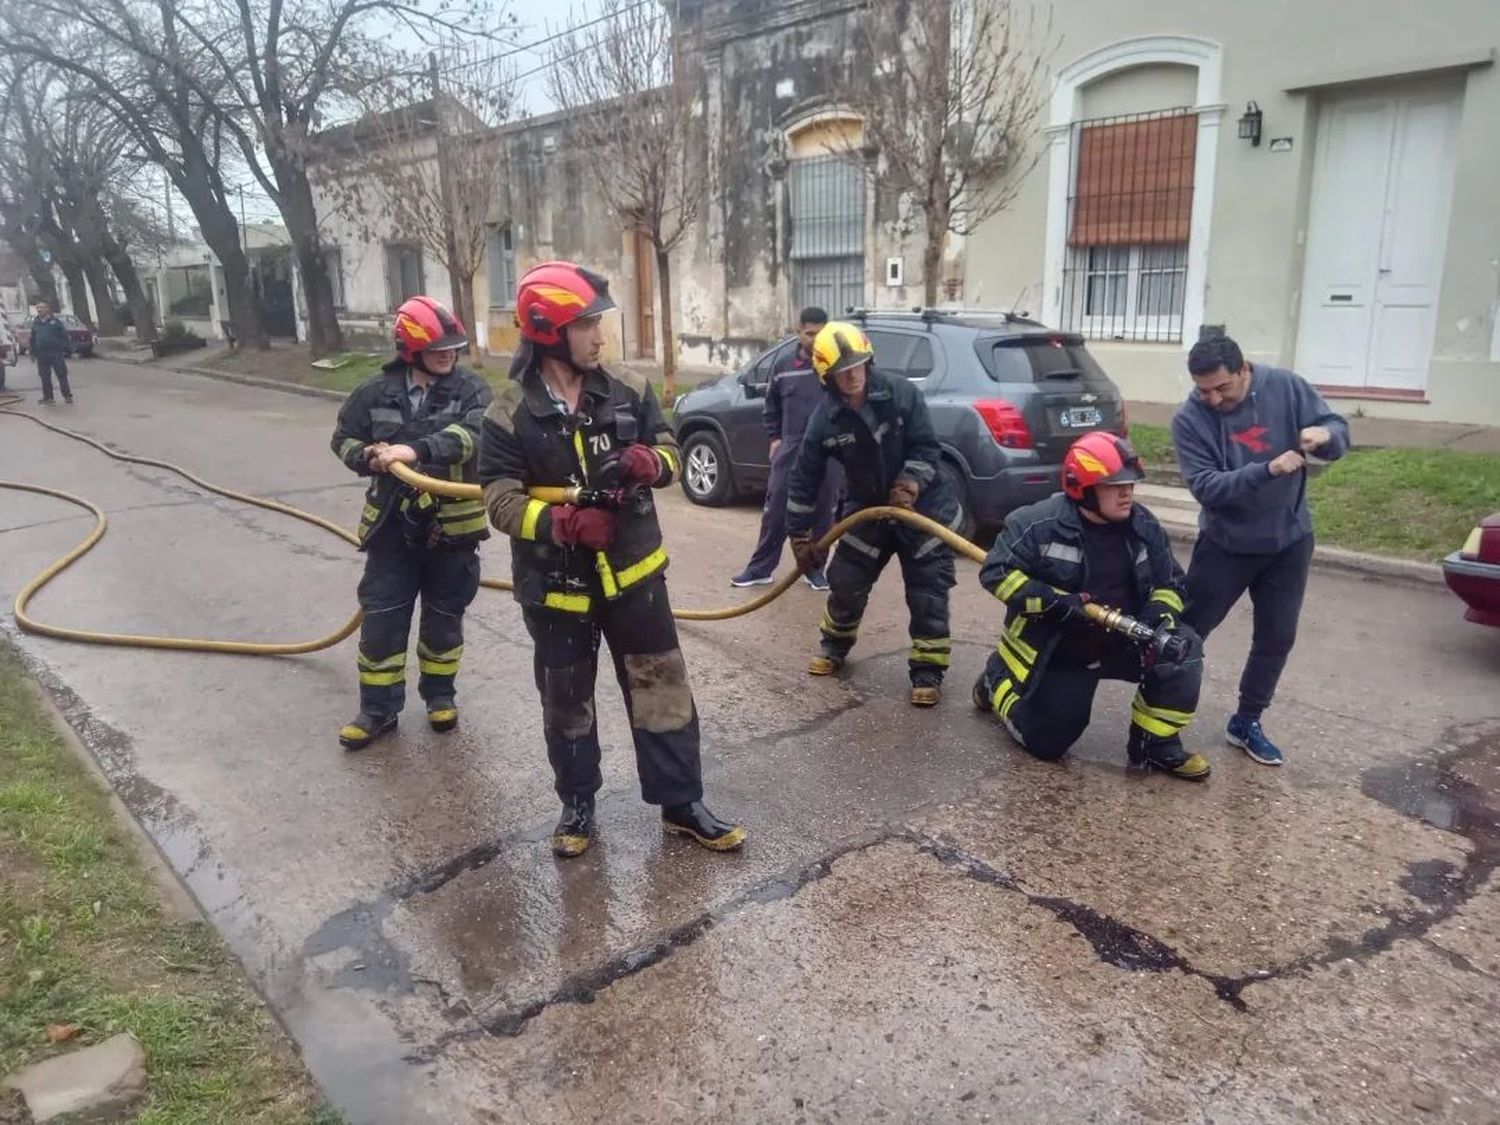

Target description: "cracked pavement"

left=3, top=358, right=1500, bottom=1123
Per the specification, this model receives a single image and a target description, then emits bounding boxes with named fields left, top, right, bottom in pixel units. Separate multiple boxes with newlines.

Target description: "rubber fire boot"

left=807, top=652, right=844, bottom=676
left=426, top=698, right=458, bottom=733
left=339, top=711, right=397, bottom=752
left=971, top=673, right=990, bottom=713
left=661, top=801, right=746, bottom=851
left=551, top=795, right=595, bottom=858
left=1127, top=727, right=1211, bottom=781
left=910, top=680, right=942, bottom=708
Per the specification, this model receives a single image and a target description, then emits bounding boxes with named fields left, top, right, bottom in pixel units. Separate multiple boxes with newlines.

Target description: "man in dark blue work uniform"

left=785, top=321, right=959, bottom=708
left=730, top=307, right=840, bottom=591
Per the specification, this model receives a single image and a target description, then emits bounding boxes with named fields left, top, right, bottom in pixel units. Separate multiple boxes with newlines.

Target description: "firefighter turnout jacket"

left=478, top=363, right=681, bottom=614
left=978, top=492, right=1185, bottom=706
left=786, top=366, right=956, bottom=530
left=330, top=360, right=492, bottom=547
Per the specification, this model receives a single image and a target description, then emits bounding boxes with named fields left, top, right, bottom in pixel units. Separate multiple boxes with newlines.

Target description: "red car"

left=16, top=312, right=96, bottom=358
left=1444, top=514, right=1500, bottom=627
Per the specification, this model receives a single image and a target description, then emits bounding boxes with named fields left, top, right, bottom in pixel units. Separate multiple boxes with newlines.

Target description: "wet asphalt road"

left=3, top=358, right=1500, bottom=1123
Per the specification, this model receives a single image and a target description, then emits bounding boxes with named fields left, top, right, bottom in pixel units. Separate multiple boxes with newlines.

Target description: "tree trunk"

left=274, top=165, right=343, bottom=357
left=60, top=262, right=90, bottom=323
left=922, top=215, right=946, bottom=308
left=462, top=270, right=482, bottom=363
left=83, top=259, right=124, bottom=336
left=104, top=237, right=157, bottom=343
left=655, top=245, right=676, bottom=403
left=187, top=188, right=268, bottom=350
left=25, top=256, right=57, bottom=306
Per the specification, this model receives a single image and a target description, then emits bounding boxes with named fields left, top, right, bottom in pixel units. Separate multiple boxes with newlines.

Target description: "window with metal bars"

left=789, top=155, right=866, bottom=317
left=1060, top=107, right=1196, bottom=343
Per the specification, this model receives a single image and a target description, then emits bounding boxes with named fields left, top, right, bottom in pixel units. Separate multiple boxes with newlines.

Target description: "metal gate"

left=789, top=155, right=865, bottom=316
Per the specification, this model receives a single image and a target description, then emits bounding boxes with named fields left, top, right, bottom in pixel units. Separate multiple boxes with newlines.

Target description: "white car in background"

left=0, top=310, right=17, bottom=374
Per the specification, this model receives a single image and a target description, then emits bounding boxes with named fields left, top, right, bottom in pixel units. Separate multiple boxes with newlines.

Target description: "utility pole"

left=238, top=185, right=247, bottom=239
left=428, top=51, right=469, bottom=335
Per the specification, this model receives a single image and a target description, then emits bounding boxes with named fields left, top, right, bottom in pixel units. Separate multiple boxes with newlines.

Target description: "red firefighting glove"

left=887, top=478, right=920, bottom=509
left=617, top=443, right=663, bottom=486
left=550, top=505, right=616, bottom=551
left=789, top=532, right=828, bottom=575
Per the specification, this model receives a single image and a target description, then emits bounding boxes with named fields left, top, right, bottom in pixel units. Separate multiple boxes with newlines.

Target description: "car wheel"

left=79, top=349, right=93, bottom=358
left=938, top=460, right=978, bottom=545
left=679, top=430, right=735, bottom=507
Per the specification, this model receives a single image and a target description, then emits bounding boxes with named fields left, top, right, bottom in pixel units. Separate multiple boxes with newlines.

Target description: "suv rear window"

left=977, top=337, right=1111, bottom=385
left=867, top=330, right=935, bottom=380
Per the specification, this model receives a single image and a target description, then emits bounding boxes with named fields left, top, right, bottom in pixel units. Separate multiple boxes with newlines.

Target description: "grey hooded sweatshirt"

left=1170, top=364, right=1349, bottom=555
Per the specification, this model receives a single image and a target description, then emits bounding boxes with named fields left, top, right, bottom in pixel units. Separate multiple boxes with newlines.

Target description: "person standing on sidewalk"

left=1172, top=334, right=1350, bottom=766
left=730, top=307, right=841, bottom=591
left=29, top=300, right=73, bottom=405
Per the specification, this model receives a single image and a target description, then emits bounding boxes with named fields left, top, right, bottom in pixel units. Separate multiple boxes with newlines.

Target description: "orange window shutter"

left=1070, top=113, right=1197, bottom=247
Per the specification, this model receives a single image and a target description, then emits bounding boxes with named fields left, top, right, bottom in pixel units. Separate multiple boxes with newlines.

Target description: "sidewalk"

left=1128, top=399, right=1500, bottom=455
left=1134, top=480, right=1445, bottom=587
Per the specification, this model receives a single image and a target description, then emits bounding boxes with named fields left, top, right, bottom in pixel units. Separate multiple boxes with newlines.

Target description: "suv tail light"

left=973, top=399, right=1034, bottom=449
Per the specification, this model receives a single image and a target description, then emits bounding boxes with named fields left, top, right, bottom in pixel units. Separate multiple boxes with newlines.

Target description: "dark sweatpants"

left=1183, top=534, right=1314, bottom=722
left=740, top=446, right=841, bottom=580
left=36, top=354, right=72, bottom=401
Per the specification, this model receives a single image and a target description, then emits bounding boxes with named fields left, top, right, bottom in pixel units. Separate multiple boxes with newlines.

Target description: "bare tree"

left=549, top=0, right=706, bottom=399
left=322, top=46, right=515, bottom=338
left=832, top=0, right=1053, bottom=306
left=0, top=11, right=272, bottom=348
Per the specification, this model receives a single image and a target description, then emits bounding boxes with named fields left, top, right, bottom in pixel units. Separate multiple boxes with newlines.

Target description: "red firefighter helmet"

left=515, top=261, right=617, bottom=346
left=1062, top=432, right=1145, bottom=500
left=394, top=296, right=467, bottom=362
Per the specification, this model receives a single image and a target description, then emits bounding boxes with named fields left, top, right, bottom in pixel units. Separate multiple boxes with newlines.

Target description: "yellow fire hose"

left=0, top=394, right=991, bottom=654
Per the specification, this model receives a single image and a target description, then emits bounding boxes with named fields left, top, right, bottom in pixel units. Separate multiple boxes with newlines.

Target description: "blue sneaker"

left=730, top=569, right=774, bottom=588
left=805, top=569, right=830, bottom=591
left=1226, top=714, right=1283, bottom=766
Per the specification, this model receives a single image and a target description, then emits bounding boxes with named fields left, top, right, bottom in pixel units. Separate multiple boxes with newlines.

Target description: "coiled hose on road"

left=0, top=392, right=991, bottom=655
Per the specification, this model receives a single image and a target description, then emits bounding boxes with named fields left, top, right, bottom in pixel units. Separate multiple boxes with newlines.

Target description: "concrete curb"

left=96, top=349, right=347, bottom=402
left=1160, top=522, right=1445, bottom=588
left=174, top=365, right=347, bottom=402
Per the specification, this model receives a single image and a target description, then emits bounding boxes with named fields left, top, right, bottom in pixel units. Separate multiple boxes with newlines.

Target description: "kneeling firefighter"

left=477, top=261, right=745, bottom=858
left=330, top=296, right=493, bottom=750
left=973, top=432, right=1211, bottom=780
left=786, top=321, right=958, bottom=706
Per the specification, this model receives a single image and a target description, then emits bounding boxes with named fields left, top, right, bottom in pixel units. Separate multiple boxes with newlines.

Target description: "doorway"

left=1295, top=82, right=1461, bottom=393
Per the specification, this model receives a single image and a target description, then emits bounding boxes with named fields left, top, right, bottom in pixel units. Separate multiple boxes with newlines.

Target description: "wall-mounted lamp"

left=1238, top=101, right=1263, bottom=147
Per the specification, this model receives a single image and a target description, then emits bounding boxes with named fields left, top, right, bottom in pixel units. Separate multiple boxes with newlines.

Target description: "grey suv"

left=671, top=310, right=1127, bottom=537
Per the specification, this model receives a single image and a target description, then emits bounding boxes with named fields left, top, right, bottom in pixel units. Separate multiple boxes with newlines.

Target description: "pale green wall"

left=966, top=0, right=1500, bottom=423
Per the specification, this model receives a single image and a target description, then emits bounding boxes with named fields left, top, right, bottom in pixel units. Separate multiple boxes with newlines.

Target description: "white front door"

left=1296, top=83, right=1461, bottom=392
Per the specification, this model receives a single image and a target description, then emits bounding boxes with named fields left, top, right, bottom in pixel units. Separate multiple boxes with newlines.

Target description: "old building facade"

left=311, top=0, right=1499, bottom=423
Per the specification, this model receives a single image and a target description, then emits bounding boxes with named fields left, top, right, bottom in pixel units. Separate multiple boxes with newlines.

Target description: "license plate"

left=1060, top=407, right=1102, bottom=428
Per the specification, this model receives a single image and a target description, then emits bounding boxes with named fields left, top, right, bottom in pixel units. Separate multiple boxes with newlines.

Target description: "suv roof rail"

left=845, top=305, right=1045, bottom=326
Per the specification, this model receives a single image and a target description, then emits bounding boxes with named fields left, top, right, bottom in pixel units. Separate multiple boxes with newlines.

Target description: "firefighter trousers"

left=981, top=627, right=1203, bottom=761
left=521, top=576, right=703, bottom=808
left=356, top=525, right=480, bottom=717
left=819, top=513, right=956, bottom=685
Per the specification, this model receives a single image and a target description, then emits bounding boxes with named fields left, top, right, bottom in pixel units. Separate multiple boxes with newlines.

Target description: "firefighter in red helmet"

left=478, top=261, right=745, bottom=857
left=330, top=295, right=493, bottom=750
left=972, top=432, right=1211, bottom=780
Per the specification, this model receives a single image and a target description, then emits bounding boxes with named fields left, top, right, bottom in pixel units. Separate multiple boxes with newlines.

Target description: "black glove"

left=1149, top=627, right=1192, bottom=665
left=789, top=533, right=828, bottom=574
left=1023, top=587, right=1090, bottom=623
left=1139, top=602, right=1177, bottom=632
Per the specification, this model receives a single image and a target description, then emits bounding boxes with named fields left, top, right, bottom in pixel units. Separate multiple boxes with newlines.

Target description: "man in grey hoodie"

left=1172, top=335, right=1349, bottom=767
